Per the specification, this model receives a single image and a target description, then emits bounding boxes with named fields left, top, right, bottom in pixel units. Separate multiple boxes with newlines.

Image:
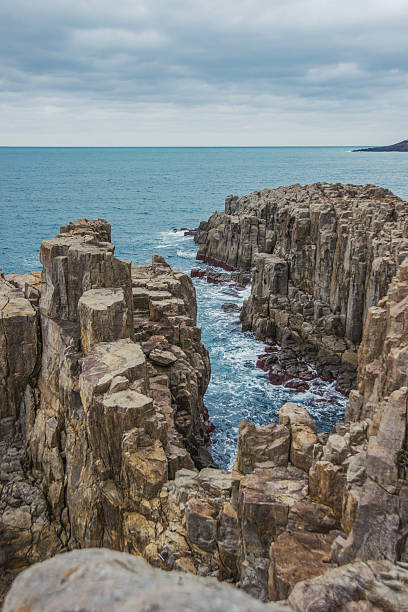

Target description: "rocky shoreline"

left=2, top=182, right=408, bottom=610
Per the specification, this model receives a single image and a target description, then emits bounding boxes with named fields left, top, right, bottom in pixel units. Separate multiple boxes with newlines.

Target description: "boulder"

left=3, top=549, right=289, bottom=612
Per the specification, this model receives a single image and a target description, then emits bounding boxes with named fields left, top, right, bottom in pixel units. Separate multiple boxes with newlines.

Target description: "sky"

left=1, top=0, right=407, bottom=146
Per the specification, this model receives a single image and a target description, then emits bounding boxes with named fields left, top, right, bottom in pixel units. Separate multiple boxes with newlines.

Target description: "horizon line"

left=0, top=144, right=364, bottom=149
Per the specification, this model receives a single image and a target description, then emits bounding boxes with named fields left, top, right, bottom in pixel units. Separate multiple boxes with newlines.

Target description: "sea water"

left=1, top=146, right=407, bottom=467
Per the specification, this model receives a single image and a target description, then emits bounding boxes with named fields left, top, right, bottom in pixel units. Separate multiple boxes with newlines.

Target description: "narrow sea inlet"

left=2, top=147, right=408, bottom=469
left=158, top=230, right=347, bottom=468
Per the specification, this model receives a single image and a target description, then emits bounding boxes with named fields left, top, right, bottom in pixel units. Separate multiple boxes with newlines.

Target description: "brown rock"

left=196, top=183, right=407, bottom=388
left=236, top=420, right=290, bottom=473
left=268, top=530, right=333, bottom=600
left=78, top=288, right=133, bottom=354
left=288, top=559, right=408, bottom=612
left=3, top=549, right=289, bottom=612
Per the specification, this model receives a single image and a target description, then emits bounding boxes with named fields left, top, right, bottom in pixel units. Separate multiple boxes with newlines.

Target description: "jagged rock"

left=0, top=276, right=38, bottom=425
left=186, top=498, right=218, bottom=552
left=279, top=403, right=317, bottom=431
left=338, top=259, right=408, bottom=563
left=196, top=183, right=408, bottom=389
left=221, top=302, right=241, bottom=313
left=3, top=203, right=408, bottom=608
left=5, top=270, right=42, bottom=306
left=3, top=549, right=289, bottom=612
left=150, top=348, right=178, bottom=365
left=0, top=219, right=214, bottom=603
left=236, top=467, right=309, bottom=600
left=78, top=288, right=133, bottom=353
left=268, top=530, right=334, bottom=600
left=288, top=559, right=408, bottom=611
left=279, top=403, right=318, bottom=472
left=236, top=420, right=290, bottom=473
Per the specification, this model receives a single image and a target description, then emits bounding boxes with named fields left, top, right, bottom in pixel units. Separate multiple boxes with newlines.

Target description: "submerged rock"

left=221, top=302, right=241, bottom=313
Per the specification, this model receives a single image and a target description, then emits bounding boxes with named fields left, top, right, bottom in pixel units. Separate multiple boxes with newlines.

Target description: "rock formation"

left=2, top=200, right=408, bottom=609
left=3, top=548, right=288, bottom=612
left=192, top=182, right=408, bottom=600
left=0, top=219, right=212, bottom=601
left=195, top=182, right=408, bottom=391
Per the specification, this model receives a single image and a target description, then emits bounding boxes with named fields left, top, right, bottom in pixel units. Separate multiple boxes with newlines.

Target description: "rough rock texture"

left=0, top=270, right=63, bottom=599
left=289, top=559, right=408, bottom=611
left=0, top=273, right=38, bottom=425
left=0, top=220, right=212, bottom=603
left=193, top=183, right=408, bottom=600
left=195, top=183, right=408, bottom=391
left=336, top=258, right=408, bottom=565
left=3, top=548, right=289, bottom=612
left=3, top=202, right=408, bottom=609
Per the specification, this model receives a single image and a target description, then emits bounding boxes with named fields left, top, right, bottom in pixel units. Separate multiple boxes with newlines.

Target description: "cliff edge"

left=2, top=207, right=408, bottom=609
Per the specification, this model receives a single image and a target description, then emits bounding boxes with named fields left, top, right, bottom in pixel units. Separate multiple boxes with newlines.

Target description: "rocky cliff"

left=2, top=208, right=408, bottom=610
left=0, top=219, right=212, bottom=600
left=195, top=182, right=408, bottom=391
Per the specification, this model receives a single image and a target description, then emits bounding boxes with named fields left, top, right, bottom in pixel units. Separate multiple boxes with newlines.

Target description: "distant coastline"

left=353, top=138, right=408, bottom=152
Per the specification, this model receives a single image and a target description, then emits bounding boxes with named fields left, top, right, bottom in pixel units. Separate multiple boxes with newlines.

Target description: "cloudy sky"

left=1, top=0, right=407, bottom=145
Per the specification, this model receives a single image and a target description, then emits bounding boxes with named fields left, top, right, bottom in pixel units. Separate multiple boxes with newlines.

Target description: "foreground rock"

left=3, top=549, right=288, bottom=612
left=5, top=548, right=408, bottom=611
left=289, top=559, right=408, bottom=611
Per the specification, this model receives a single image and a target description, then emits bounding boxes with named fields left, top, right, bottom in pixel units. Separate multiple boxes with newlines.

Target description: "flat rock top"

left=5, top=271, right=42, bottom=293
left=3, top=548, right=290, bottom=612
left=40, top=233, right=114, bottom=257
left=79, top=287, right=125, bottom=309
left=0, top=278, right=36, bottom=318
left=79, top=338, right=146, bottom=408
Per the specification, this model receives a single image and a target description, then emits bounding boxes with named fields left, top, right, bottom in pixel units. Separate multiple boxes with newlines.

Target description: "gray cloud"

left=0, top=0, right=407, bottom=144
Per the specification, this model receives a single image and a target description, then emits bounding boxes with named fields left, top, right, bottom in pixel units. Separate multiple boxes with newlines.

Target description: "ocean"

left=1, top=146, right=407, bottom=467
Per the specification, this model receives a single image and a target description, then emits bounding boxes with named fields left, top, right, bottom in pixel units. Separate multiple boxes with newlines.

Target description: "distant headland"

left=353, top=138, right=408, bottom=152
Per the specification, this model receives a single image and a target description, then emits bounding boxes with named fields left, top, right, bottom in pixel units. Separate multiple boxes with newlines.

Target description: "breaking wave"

left=160, top=231, right=347, bottom=469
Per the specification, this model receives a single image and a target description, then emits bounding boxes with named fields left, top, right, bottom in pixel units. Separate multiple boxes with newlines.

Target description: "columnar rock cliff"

left=195, top=182, right=408, bottom=390
left=0, top=219, right=212, bottom=600
left=2, top=203, right=408, bottom=610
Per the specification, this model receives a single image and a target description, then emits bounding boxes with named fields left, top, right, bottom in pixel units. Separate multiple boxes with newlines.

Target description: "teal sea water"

left=1, top=146, right=407, bottom=467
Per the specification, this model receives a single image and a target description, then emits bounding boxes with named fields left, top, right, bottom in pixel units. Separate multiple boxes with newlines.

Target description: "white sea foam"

left=176, top=248, right=197, bottom=259
left=160, top=229, right=190, bottom=239
left=155, top=227, right=347, bottom=468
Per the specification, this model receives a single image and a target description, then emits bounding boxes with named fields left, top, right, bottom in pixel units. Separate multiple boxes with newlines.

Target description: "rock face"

left=195, top=182, right=408, bottom=391
left=193, top=182, right=408, bottom=600
left=0, top=219, right=212, bottom=602
left=3, top=203, right=408, bottom=609
left=353, top=138, right=408, bottom=152
left=336, top=259, right=408, bottom=565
